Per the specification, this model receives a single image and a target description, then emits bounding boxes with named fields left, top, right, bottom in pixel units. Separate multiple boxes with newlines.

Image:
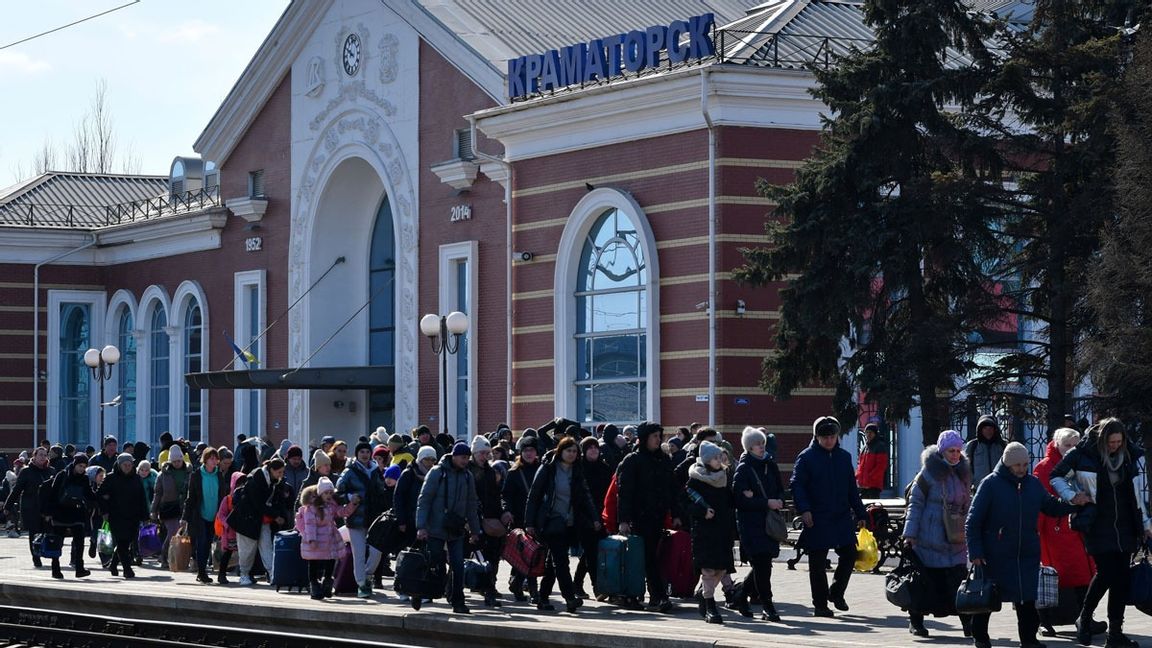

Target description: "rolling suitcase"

left=595, top=534, right=645, bottom=598
left=394, top=545, right=446, bottom=610
left=333, top=542, right=358, bottom=594
left=271, top=530, right=309, bottom=592
left=658, top=530, right=697, bottom=598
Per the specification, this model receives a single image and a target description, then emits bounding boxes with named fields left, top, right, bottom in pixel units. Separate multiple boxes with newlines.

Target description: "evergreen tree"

left=968, top=0, right=1146, bottom=429
left=1084, top=25, right=1152, bottom=418
left=735, top=0, right=1008, bottom=444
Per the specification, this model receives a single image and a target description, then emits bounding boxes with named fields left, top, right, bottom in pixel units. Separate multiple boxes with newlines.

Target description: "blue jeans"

left=428, top=536, right=466, bottom=605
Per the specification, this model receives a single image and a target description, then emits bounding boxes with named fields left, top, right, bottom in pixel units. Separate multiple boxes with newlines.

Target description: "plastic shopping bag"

left=854, top=527, right=880, bottom=572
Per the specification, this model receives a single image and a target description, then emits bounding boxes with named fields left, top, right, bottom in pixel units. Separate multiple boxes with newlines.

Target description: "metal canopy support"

left=184, top=365, right=395, bottom=390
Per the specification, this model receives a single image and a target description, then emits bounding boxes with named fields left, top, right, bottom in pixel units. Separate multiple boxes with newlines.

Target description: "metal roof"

left=0, top=172, right=169, bottom=229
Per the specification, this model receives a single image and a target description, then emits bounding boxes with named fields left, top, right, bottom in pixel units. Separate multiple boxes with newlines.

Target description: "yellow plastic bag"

left=854, top=527, right=879, bottom=572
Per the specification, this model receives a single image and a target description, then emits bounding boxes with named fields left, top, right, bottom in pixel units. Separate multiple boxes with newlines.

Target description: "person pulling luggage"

left=416, top=442, right=481, bottom=614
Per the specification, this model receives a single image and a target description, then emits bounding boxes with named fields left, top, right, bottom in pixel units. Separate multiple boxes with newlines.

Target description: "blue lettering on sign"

left=506, top=13, right=716, bottom=100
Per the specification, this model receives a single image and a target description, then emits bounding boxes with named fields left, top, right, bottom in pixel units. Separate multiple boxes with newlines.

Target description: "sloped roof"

left=0, top=172, right=168, bottom=229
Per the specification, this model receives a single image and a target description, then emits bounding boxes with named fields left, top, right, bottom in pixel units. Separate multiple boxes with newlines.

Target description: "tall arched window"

left=149, top=308, right=169, bottom=445
left=59, top=304, right=90, bottom=446
left=368, top=196, right=396, bottom=434
left=116, top=309, right=137, bottom=441
left=183, top=302, right=202, bottom=442
left=574, top=208, right=648, bottom=423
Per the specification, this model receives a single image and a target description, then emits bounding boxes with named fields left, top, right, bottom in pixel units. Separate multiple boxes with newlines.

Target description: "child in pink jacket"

left=295, top=476, right=358, bottom=599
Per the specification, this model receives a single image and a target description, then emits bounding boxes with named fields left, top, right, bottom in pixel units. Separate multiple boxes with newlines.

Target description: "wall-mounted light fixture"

left=736, top=299, right=746, bottom=317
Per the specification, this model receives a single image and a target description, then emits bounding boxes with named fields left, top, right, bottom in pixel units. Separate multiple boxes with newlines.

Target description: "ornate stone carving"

left=379, top=34, right=399, bottom=84
left=305, top=56, right=325, bottom=97
left=308, top=80, right=397, bottom=131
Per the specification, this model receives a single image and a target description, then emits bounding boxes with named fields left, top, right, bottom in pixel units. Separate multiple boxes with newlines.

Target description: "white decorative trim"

left=233, top=270, right=267, bottom=442
left=194, top=0, right=334, bottom=163
left=104, top=289, right=137, bottom=441
left=171, top=280, right=210, bottom=444
left=0, top=210, right=227, bottom=265
left=46, top=289, right=106, bottom=450
left=430, top=158, right=480, bottom=191
left=478, top=160, right=510, bottom=192
left=552, top=188, right=660, bottom=423
left=138, top=286, right=171, bottom=449
left=289, top=108, right=419, bottom=447
left=225, top=197, right=269, bottom=222
left=474, top=66, right=824, bottom=162
left=438, top=241, right=478, bottom=441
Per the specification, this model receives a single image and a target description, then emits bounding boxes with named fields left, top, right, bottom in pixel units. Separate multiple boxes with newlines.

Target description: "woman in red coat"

left=1034, top=428, right=1102, bottom=638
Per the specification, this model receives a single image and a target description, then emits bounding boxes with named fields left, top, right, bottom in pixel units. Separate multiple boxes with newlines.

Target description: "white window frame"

left=439, top=241, right=478, bottom=442
left=47, top=289, right=106, bottom=449
left=104, top=289, right=138, bottom=441
left=234, top=270, right=266, bottom=441
left=171, top=281, right=209, bottom=443
left=553, top=188, right=660, bottom=424
left=137, top=285, right=171, bottom=450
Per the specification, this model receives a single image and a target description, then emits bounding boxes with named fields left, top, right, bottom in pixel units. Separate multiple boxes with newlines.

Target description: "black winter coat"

left=686, top=463, right=736, bottom=571
left=581, top=458, right=612, bottom=517
left=469, top=461, right=504, bottom=519
left=6, top=463, right=54, bottom=533
left=97, top=469, right=149, bottom=538
left=44, top=464, right=96, bottom=530
left=599, top=428, right=625, bottom=473
left=616, top=448, right=675, bottom=528
left=524, top=457, right=597, bottom=532
left=393, top=464, right=426, bottom=529
left=732, top=452, right=786, bottom=559
left=1050, top=433, right=1143, bottom=555
left=501, top=461, right=540, bottom=528
left=181, top=467, right=227, bottom=536
left=229, top=468, right=285, bottom=539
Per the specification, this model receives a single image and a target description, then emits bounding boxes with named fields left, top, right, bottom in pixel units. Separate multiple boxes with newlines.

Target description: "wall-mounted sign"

left=695, top=394, right=709, bottom=402
left=506, top=14, right=716, bottom=101
left=244, top=237, right=263, bottom=252
left=734, top=397, right=750, bottom=406
left=450, top=204, right=472, bottom=223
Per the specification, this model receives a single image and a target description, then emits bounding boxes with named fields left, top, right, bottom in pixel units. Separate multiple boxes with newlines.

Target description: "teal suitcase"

left=596, top=534, right=645, bottom=598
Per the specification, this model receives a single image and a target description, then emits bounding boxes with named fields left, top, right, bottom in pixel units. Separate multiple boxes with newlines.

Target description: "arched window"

left=368, top=196, right=396, bottom=433
left=59, top=304, right=90, bottom=446
left=183, top=301, right=202, bottom=442
left=149, top=307, right=169, bottom=445
left=116, top=309, right=137, bottom=441
left=574, top=208, right=649, bottom=423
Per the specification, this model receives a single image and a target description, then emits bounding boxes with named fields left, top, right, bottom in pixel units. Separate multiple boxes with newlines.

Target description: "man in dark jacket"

left=468, top=435, right=513, bottom=607
left=417, top=443, right=481, bottom=614
left=97, top=453, right=149, bottom=579
left=574, top=436, right=611, bottom=596
left=91, top=436, right=119, bottom=474
left=616, top=421, right=679, bottom=612
left=44, top=453, right=96, bottom=579
left=232, top=459, right=286, bottom=585
left=5, top=447, right=54, bottom=567
left=336, top=442, right=387, bottom=598
left=791, top=416, right=867, bottom=617
left=406, top=425, right=446, bottom=459
left=964, top=415, right=1006, bottom=487
left=281, top=445, right=310, bottom=510
left=598, top=425, right=626, bottom=474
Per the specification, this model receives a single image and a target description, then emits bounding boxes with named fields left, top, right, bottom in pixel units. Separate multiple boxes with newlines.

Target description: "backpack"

left=865, top=503, right=891, bottom=539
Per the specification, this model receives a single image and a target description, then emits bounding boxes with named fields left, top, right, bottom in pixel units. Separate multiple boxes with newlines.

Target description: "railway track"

left=0, top=605, right=415, bottom=648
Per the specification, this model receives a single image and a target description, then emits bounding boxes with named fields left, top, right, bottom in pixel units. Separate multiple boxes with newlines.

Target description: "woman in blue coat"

left=790, top=416, right=867, bottom=617
left=733, top=427, right=786, bottom=622
left=966, top=442, right=1076, bottom=648
left=901, top=431, right=972, bottom=638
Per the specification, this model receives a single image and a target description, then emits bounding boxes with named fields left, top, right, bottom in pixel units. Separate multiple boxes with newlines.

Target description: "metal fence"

left=0, top=185, right=221, bottom=230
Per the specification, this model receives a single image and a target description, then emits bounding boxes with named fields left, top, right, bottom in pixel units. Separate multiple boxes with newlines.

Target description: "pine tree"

left=735, top=0, right=1008, bottom=444
left=1083, top=25, right=1152, bottom=417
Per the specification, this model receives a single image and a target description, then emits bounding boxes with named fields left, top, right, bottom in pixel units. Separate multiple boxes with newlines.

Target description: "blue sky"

left=0, top=0, right=288, bottom=188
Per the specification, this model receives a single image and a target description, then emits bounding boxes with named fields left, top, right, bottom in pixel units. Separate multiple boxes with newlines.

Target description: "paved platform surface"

left=0, top=534, right=1148, bottom=647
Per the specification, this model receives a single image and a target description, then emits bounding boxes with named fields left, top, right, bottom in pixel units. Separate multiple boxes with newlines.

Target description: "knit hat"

left=70, top=453, right=88, bottom=466
left=417, top=446, right=438, bottom=463
left=320, top=435, right=336, bottom=446
left=622, top=424, right=638, bottom=439
left=312, top=449, right=331, bottom=468
left=741, top=426, right=767, bottom=453
left=138, top=460, right=152, bottom=473
left=384, top=465, right=402, bottom=482
left=375, top=426, right=388, bottom=438
left=451, top=442, right=471, bottom=457
left=86, top=465, right=103, bottom=481
left=516, top=435, right=539, bottom=452
left=103, top=436, right=117, bottom=447
left=580, top=436, right=600, bottom=453
left=388, top=433, right=404, bottom=447
left=317, top=476, right=335, bottom=495
left=635, top=421, right=663, bottom=445
left=471, top=436, right=492, bottom=453
left=115, top=452, right=134, bottom=468
left=168, top=445, right=185, bottom=463
left=698, top=441, right=723, bottom=466
left=937, top=430, right=964, bottom=452
left=286, top=445, right=303, bottom=459
left=1002, top=442, right=1030, bottom=467
left=372, top=445, right=389, bottom=459
left=354, top=441, right=372, bottom=455
left=813, top=416, right=841, bottom=437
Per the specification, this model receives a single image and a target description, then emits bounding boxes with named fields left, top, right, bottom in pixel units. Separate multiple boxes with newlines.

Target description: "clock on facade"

left=342, top=33, right=361, bottom=77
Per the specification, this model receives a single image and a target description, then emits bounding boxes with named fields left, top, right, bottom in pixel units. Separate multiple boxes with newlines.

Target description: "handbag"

left=367, top=512, right=399, bottom=553
left=943, top=501, right=967, bottom=544
left=955, top=565, right=1001, bottom=614
left=1036, top=565, right=1059, bottom=609
left=38, top=533, right=63, bottom=559
left=96, top=521, right=115, bottom=555
left=482, top=517, right=508, bottom=538
left=885, top=551, right=930, bottom=612
left=1070, top=504, right=1097, bottom=534
left=1129, top=548, right=1152, bottom=606
left=751, top=468, right=789, bottom=542
left=138, top=523, right=162, bottom=556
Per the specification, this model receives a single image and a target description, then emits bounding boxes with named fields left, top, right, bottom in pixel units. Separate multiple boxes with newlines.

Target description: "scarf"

left=688, top=463, right=727, bottom=488
left=1106, top=451, right=1124, bottom=485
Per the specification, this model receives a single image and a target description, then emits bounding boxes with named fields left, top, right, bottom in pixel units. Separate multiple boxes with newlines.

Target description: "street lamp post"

left=83, top=344, right=120, bottom=443
left=420, top=311, right=469, bottom=438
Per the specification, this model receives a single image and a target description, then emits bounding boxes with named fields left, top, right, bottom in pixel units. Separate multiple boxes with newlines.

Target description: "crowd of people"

left=0, top=416, right=1149, bottom=647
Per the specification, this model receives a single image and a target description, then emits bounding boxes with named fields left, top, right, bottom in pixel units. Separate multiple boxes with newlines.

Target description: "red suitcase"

left=658, top=530, right=697, bottom=598
left=502, top=529, right=547, bottom=578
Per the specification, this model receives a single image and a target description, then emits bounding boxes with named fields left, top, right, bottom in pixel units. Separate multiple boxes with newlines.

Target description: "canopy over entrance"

left=185, top=366, right=394, bottom=390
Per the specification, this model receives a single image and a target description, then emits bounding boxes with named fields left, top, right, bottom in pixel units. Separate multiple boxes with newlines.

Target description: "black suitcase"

left=394, top=546, right=446, bottom=610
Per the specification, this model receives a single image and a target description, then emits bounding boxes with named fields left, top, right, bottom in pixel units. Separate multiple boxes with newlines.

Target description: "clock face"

left=342, top=33, right=361, bottom=77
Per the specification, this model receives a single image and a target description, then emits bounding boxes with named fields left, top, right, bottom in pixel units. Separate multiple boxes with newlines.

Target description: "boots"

left=762, top=600, right=781, bottom=622
left=123, top=563, right=136, bottom=579
left=1105, top=620, right=1140, bottom=648
left=732, top=590, right=753, bottom=618
left=217, top=559, right=230, bottom=584
left=310, top=581, right=324, bottom=600
left=909, top=614, right=930, bottom=638
left=51, top=559, right=63, bottom=579
left=704, top=598, right=724, bottom=624
left=196, top=567, right=211, bottom=584
left=75, top=563, right=91, bottom=578
left=32, top=555, right=42, bottom=569
left=698, top=596, right=707, bottom=619
left=322, top=576, right=334, bottom=598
